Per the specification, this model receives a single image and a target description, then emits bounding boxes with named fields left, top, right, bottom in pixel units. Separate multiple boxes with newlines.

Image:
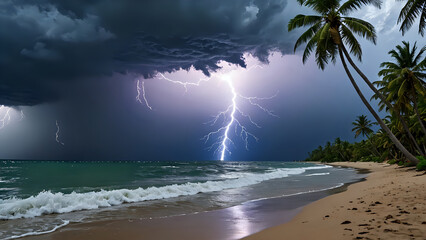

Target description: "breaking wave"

left=0, top=165, right=330, bottom=219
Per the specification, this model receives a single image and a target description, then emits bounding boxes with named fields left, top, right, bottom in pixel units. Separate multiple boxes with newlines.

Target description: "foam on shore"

left=0, top=165, right=330, bottom=220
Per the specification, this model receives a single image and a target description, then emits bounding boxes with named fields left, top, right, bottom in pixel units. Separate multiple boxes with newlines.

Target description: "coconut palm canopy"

left=352, top=115, right=376, bottom=138
left=288, top=0, right=381, bottom=69
left=377, top=41, right=426, bottom=111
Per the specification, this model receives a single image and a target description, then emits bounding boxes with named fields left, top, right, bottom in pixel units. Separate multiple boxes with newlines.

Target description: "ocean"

left=0, top=161, right=364, bottom=239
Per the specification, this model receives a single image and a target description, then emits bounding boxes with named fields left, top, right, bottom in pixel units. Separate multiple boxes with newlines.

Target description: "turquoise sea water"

left=0, top=161, right=364, bottom=239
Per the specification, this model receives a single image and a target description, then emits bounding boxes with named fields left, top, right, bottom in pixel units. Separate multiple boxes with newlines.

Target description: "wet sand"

left=244, top=162, right=426, bottom=240
left=22, top=162, right=423, bottom=240
left=23, top=179, right=357, bottom=240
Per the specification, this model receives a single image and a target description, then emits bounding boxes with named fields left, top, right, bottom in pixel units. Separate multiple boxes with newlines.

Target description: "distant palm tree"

left=352, top=115, right=380, bottom=156
left=352, top=115, right=375, bottom=138
left=378, top=41, right=426, bottom=138
left=397, top=0, right=426, bottom=36
left=289, top=0, right=419, bottom=164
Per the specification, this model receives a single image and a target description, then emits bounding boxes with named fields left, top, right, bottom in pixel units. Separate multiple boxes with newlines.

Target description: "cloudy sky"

left=0, top=0, right=422, bottom=161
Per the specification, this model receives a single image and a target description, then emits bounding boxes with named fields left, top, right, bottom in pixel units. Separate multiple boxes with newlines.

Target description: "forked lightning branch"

left=136, top=67, right=278, bottom=160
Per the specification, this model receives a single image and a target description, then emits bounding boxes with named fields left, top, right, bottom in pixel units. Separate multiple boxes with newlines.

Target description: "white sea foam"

left=4, top=220, right=70, bottom=240
left=302, top=165, right=332, bottom=170
left=305, top=172, right=330, bottom=176
left=0, top=165, right=330, bottom=220
left=245, top=182, right=345, bottom=203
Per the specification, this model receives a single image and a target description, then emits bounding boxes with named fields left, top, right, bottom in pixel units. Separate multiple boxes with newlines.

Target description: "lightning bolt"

left=55, top=120, right=64, bottom=146
left=156, top=73, right=210, bottom=93
left=202, top=76, right=277, bottom=160
left=136, top=65, right=277, bottom=161
left=219, top=79, right=238, bottom=160
left=136, top=80, right=153, bottom=110
left=0, top=105, right=12, bottom=130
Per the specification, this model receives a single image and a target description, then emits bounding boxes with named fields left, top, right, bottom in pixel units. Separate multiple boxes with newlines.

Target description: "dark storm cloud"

left=0, top=0, right=293, bottom=106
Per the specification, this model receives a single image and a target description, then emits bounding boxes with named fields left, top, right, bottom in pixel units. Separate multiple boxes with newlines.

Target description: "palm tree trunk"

left=368, top=138, right=380, bottom=157
left=412, top=92, right=426, bottom=137
left=338, top=46, right=419, bottom=165
left=341, top=44, right=423, bottom=151
left=340, top=44, right=425, bottom=156
left=337, top=149, right=348, bottom=161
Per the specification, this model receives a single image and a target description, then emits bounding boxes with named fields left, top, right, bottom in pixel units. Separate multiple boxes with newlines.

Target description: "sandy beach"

left=19, top=162, right=426, bottom=240
left=245, top=162, right=426, bottom=240
left=17, top=162, right=362, bottom=240
left=21, top=181, right=344, bottom=240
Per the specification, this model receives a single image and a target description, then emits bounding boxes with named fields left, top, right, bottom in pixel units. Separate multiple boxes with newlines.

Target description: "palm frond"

left=398, top=0, right=424, bottom=36
left=342, top=17, right=377, bottom=44
left=315, top=23, right=338, bottom=69
left=338, top=0, right=381, bottom=15
left=378, top=68, right=398, bottom=77
left=294, top=22, right=322, bottom=52
left=413, top=44, right=426, bottom=66
left=302, top=27, right=322, bottom=64
left=302, top=0, right=340, bottom=14
left=413, top=58, right=426, bottom=71
left=340, top=24, right=362, bottom=61
left=315, top=45, right=329, bottom=70
left=388, top=49, right=404, bottom=67
left=288, top=15, right=322, bottom=31
left=379, top=61, right=400, bottom=70
left=419, top=2, right=425, bottom=36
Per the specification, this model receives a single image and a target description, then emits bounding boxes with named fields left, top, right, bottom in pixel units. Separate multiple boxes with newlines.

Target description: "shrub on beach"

left=416, top=156, right=426, bottom=171
left=387, top=159, right=397, bottom=165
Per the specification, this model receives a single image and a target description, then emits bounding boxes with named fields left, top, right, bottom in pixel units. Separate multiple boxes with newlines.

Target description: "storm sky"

left=0, top=0, right=422, bottom=161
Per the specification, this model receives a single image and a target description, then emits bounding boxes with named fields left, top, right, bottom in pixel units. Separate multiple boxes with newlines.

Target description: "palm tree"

left=397, top=0, right=426, bottom=36
left=295, top=1, right=422, bottom=158
left=289, top=0, right=419, bottom=164
left=352, top=115, right=380, bottom=156
left=378, top=41, right=426, bottom=137
left=334, top=137, right=351, bottom=161
left=352, top=115, right=375, bottom=138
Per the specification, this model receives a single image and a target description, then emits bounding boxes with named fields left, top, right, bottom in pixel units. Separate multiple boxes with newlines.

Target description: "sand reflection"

left=227, top=204, right=252, bottom=239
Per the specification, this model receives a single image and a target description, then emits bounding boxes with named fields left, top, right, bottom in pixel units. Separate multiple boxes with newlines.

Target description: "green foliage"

left=291, top=1, right=425, bottom=165
left=288, top=0, right=380, bottom=69
left=305, top=108, right=425, bottom=165
left=373, top=41, right=426, bottom=158
left=388, top=159, right=397, bottom=164
left=398, top=0, right=426, bottom=36
left=416, top=156, right=426, bottom=171
left=305, top=137, right=385, bottom=163
left=376, top=41, right=426, bottom=115
left=352, top=115, right=375, bottom=138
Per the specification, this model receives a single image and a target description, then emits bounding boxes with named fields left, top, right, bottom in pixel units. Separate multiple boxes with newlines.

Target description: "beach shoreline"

left=244, top=162, right=426, bottom=240
left=17, top=163, right=364, bottom=240
left=17, top=162, right=426, bottom=240
left=21, top=180, right=355, bottom=240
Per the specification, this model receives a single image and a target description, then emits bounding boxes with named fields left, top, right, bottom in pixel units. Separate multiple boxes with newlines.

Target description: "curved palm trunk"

left=338, top=46, right=419, bottom=165
left=341, top=45, right=425, bottom=156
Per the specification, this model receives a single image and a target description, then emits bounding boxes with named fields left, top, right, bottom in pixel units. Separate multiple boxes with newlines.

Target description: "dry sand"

left=244, top=162, right=426, bottom=240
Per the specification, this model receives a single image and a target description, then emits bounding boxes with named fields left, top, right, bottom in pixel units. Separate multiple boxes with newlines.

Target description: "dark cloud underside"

left=0, top=0, right=294, bottom=106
